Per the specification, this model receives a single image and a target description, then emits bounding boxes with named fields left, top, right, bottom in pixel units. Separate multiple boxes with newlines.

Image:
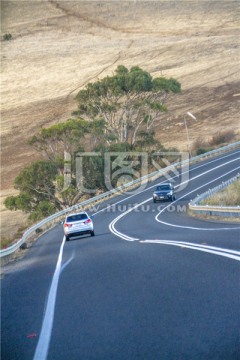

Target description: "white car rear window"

left=67, top=214, right=88, bottom=222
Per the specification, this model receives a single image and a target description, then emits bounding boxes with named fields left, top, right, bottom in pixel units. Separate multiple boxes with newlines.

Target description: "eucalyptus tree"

left=75, top=65, right=181, bottom=145
left=4, top=160, right=59, bottom=220
left=5, top=66, right=181, bottom=220
left=29, top=118, right=90, bottom=163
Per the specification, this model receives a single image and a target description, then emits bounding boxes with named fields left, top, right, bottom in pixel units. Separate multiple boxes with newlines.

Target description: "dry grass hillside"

left=1, top=0, right=240, bottom=240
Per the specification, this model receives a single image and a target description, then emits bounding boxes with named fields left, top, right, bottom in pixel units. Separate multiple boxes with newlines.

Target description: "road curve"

left=1, top=149, right=240, bottom=360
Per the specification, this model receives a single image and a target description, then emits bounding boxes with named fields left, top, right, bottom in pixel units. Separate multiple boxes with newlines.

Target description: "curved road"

left=1, top=149, right=240, bottom=360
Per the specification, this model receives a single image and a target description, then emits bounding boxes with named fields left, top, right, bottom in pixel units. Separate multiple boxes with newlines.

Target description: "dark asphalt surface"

left=1, top=149, right=240, bottom=360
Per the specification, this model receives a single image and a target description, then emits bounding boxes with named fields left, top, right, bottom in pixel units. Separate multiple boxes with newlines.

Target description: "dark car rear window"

left=66, top=214, right=88, bottom=222
left=156, top=185, right=171, bottom=191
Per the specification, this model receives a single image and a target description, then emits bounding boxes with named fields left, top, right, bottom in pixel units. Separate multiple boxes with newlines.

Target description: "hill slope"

left=1, top=0, right=239, bottom=238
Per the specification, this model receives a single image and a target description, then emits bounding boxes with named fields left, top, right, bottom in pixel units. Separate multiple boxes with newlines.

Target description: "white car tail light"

left=64, top=223, right=72, bottom=228
left=84, top=219, right=91, bottom=224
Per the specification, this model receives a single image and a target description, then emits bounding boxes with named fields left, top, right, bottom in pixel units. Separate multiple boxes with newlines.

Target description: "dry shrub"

left=201, top=179, right=240, bottom=206
left=192, top=137, right=213, bottom=155
left=193, top=136, right=210, bottom=149
left=210, top=129, right=235, bottom=146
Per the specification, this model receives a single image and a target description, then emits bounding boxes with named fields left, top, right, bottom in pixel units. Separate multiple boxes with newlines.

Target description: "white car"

left=63, top=211, right=95, bottom=241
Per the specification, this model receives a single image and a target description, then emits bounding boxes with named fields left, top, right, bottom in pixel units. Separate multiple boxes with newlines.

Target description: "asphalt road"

left=1, top=149, right=240, bottom=360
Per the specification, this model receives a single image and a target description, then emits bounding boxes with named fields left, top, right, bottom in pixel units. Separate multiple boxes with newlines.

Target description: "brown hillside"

left=1, top=1, right=240, bottom=239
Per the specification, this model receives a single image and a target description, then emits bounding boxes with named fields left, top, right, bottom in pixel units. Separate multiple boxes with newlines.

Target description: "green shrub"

left=196, top=147, right=213, bottom=155
left=3, top=33, right=12, bottom=41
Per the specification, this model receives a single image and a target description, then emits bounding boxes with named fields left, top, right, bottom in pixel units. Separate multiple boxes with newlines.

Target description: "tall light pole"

left=184, top=111, right=197, bottom=158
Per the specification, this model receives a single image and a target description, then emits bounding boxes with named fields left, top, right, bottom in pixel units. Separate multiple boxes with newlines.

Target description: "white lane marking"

left=109, top=162, right=240, bottom=242
left=141, top=240, right=240, bottom=262
left=187, top=149, right=239, bottom=173
left=155, top=165, right=240, bottom=230
left=142, top=240, right=240, bottom=255
left=109, top=198, right=151, bottom=241
left=60, top=250, right=75, bottom=273
left=33, top=236, right=66, bottom=360
left=94, top=150, right=240, bottom=216
left=32, top=151, right=240, bottom=358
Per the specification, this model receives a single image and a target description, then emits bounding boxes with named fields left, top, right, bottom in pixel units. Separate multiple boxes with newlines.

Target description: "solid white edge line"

left=140, top=240, right=240, bottom=261
left=155, top=164, right=240, bottom=230
left=32, top=151, right=240, bottom=358
left=33, top=236, right=65, bottom=360
left=109, top=163, right=240, bottom=242
left=94, top=150, right=240, bottom=216
left=141, top=240, right=240, bottom=255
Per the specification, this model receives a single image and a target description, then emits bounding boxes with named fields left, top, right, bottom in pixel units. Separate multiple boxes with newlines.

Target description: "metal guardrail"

left=1, top=141, right=240, bottom=260
left=189, top=173, right=240, bottom=217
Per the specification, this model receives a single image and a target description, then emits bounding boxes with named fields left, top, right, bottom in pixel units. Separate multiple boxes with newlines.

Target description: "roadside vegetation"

left=3, top=33, right=12, bottom=41
left=3, top=65, right=238, bottom=249
left=192, top=129, right=236, bottom=156
left=1, top=225, right=28, bottom=250
left=200, top=179, right=240, bottom=207
left=4, top=66, right=181, bottom=231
